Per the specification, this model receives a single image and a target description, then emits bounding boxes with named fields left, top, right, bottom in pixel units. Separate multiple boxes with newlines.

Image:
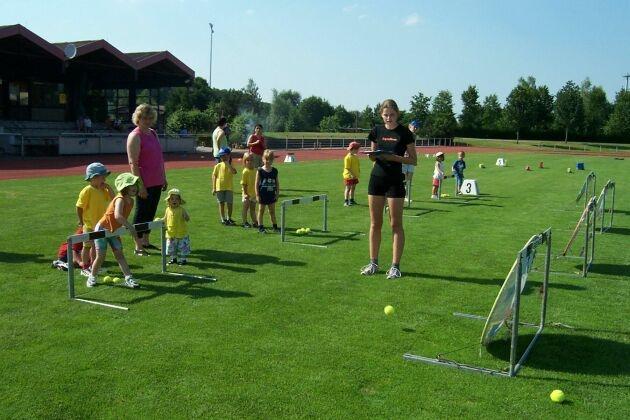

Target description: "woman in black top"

left=361, top=99, right=417, bottom=279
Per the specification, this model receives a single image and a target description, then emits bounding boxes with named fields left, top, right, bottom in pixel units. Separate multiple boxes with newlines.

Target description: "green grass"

left=459, top=137, right=630, bottom=152
left=1, top=153, right=629, bottom=418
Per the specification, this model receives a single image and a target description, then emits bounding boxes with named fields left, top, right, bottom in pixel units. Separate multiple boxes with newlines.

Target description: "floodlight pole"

left=209, top=22, right=214, bottom=89
left=624, top=74, right=630, bottom=91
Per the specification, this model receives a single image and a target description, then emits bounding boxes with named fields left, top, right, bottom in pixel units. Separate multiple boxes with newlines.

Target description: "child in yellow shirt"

left=161, top=188, right=190, bottom=265
left=240, top=152, right=258, bottom=228
left=76, top=162, right=114, bottom=274
left=212, top=147, right=237, bottom=225
left=343, top=142, right=361, bottom=206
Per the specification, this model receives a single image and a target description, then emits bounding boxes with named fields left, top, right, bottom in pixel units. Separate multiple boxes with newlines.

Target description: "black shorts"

left=368, top=174, right=406, bottom=198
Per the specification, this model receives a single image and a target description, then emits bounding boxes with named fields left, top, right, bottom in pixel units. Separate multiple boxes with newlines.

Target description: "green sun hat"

left=114, top=172, right=139, bottom=192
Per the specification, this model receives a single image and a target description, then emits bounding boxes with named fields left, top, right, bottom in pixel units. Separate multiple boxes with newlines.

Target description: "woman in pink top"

left=246, top=124, right=266, bottom=168
left=126, top=104, right=167, bottom=255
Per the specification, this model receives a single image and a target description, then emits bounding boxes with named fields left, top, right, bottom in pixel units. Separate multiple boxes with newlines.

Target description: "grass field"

left=1, top=152, right=629, bottom=418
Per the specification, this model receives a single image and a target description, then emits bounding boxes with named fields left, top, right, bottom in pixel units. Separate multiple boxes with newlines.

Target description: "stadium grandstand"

left=0, top=24, right=194, bottom=155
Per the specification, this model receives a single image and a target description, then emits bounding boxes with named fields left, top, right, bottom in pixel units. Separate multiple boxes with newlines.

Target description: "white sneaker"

left=80, top=268, right=92, bottom=277
left=431, top=194, right=438, bottom=199
left=360, top=262, right=379, bottom=275
left=86, top=275, right=97, bottom=288
left=386, top=266, right=402, bottom=279
left=124, top=275, right=139, bottom=289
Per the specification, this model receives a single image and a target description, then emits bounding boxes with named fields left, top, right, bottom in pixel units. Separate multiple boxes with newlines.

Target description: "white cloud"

left=245, top=9, right=255, bottom=15
left=342, top=4, right=358, bottom=13
left=403, top=13, right=422, bottom=26
left=358, top=14, right=368, bottom=20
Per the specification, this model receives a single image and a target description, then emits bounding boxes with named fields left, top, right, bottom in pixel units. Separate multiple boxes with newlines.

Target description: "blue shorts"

left=94, top=236, right=123, bottom=251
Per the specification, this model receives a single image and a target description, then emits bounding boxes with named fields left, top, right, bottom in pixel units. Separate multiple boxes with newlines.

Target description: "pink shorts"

left=432, top=178, right=441, bottom=187
left=345, top=178, right=359, bottom=186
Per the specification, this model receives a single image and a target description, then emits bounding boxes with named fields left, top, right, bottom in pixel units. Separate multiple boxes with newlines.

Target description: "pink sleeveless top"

left=132, top=127, right=165, bottom=188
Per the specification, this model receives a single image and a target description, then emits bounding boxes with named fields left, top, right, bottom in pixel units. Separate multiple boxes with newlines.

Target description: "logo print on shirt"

left=382, top=136, right=398, bottom=142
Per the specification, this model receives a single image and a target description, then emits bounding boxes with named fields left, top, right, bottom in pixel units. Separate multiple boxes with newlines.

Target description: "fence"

left=265, top=137, right=457, bottom=150
left=58, top=133, right=196, bottom=155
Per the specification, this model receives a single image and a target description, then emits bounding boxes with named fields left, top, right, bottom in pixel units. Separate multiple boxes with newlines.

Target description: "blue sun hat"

left=218, top=147, right=231, bottom=157
left=85, top=162, right=111, bottom=180
left=410, top=120, right=421, bottom=129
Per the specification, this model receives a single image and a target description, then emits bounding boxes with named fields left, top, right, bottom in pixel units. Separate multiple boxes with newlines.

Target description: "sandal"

left=134, top=249, right=150, bottom=256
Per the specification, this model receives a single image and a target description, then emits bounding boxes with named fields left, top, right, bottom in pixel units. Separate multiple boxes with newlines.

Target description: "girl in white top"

left=431, top=152, right=449, bottom=199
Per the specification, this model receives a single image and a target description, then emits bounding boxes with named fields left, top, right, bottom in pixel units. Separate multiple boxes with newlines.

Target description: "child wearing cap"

left=431, top=152, right=449, bottom=199
left=343, top=142, right=361, bottom=206
left=76, top=162, right=114, bottom=274
left=160, top=188, right=190, bottom=265
left=452, top=151, right=467, bottom=195
left=240, top=152, right=258, bottom=228
left=212, top=147, right=238, bottom=225
left=87, top=173, right=142, bottom=288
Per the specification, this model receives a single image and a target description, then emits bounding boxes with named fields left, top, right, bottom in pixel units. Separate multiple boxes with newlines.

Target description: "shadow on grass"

left=283, top=229, right=363, bottom=246
left=0, top=251, right=48, bottom=264
left=404, top=271, right=584, bottom=291
left=585, top=263, right=630, bottom=277
left=404, top=207, right=451, bottom=216
left=281, top=189, right=324, bottom=194
left=189, top=249, right=305, bottom=267
left=85, top=273, right=253, bottom=306
left=613, top=209, right=630, bottom=215
left=486, top=333, right=630, bottom=376
left=606, top=227, right=630, bottom=235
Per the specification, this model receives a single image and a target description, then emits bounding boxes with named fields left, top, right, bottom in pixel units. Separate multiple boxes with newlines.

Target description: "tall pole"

left=624, top=74, right=630, bottom=91
left=209, top=22, right=214, bottom=89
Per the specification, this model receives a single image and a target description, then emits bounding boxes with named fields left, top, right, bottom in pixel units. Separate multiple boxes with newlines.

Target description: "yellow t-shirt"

left=240, top=167, right=256, bottom=197
left=343, top=153, right=360, bottom=180
left=164, top=206, right=188, bottom=239
left=76, top=184, right=114, bottom=230
left=212, top=162, right=234, bottom=191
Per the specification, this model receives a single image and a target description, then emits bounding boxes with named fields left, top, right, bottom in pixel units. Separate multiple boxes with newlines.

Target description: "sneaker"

left=124, top=275, right=139, bottom=289
left=243, top=222, right=252, bottom=228
left=258, top=228, right=266, bottom=234
left=350, top=199, right=357, bottom=205
left=252, top=222, right=259, bottom=228
left=168, top=258, right=178, bottom=265
left=431, top=194, right=438, bottom=199
left=52, top=260, right=69, bottom=271
left=221, top=220, right=228, bottom=225
left=360, top=262, right=379, bottom=275
left=178, top=259, right=187, bottom=266
left=80, top=268, right=92, bottom=277
left=86, top=275, right=97, bottom=288
left=344, top=200, right=350, bottom=207
left=227, top=219, right=236, bottom=226
left=272, top=227, right=281, bottom=233
left=386, top=266, right=402, bottom=279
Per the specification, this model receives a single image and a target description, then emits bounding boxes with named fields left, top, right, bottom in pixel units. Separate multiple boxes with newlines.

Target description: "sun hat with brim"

left=85, top=162, right=111, bottom=180
left=410, top=120, right=421, bottom=128
left=347, top=141, right=361, bottom=151
left=165, top=188, right=186, bottom=205
left=114, top=173, right=139, bottom=192
left=434, top=152, right=445, bottom=158
left=218, top=147, right=231, bottom=157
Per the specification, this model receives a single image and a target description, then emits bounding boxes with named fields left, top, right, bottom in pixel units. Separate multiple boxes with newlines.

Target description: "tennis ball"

left=296, top=228, right=304, bottom=235
left=384, top=305, right=394, bottom=316
left=305, top=228, right=311, bottom=234
left=441, top=193, right=450, bottom=198
left=112, top=277, right=121, bottom=283
left=567, top=168, right=572, bottom=173
left=479, top=163, right=485, bottom=168
left=103, top=275, right=112, bottom=283
left=550, top=389, right=565, bottom=403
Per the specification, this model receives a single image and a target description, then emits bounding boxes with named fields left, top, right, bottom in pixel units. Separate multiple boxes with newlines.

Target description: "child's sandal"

left=134, top=249, right=150, bottom=256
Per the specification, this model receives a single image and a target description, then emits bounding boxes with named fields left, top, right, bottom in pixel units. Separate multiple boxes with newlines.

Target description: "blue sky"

left=3, top=0, right=629, bottom=113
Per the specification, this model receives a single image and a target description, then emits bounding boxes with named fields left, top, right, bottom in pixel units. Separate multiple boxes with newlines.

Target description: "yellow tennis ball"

left=384, top=305, right=394, bottom=316
left=103, top=275, right=112, bottom=283
left=112, top=277, right=121, bottom=284
left=305, top=228, right=311, bottom=234
left=550, top=389, right=565, bottom=403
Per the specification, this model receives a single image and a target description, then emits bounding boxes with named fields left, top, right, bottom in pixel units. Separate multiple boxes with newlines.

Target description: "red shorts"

left=345, top=178, right=359, bottom=186
left=432, top=178, right=441, bottom=187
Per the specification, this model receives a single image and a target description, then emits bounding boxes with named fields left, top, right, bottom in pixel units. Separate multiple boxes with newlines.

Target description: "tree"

left=165, top=77, right=212, bottom=114
left=166, top=108, right=217, bottom=134
left=319, top=115, right=341, bottom=132
left=298, top=96, right=334, bottom=131
left=358, top=105, right=378, bottom=128
left=554, top=80, right=584, bottom=142
left=408, top=91, right=431, bottom=132
left=268, top=89, right=300, bottom=131
left=532, top=85, right=554, bottom=131
left=604, top=90, right=630, bottom=138
left=481, top=94, right=502, bottom=131
left=241, top=79, right=262, bottom=114
left=504, top=80, right=535, bottom=141
left=427, top=90, right=457, bottom=137
left=581, top=79, right=611, bottom=137
left=333, top=105, right=355, bottom=128
left=459, top=85, right=482, bottom=131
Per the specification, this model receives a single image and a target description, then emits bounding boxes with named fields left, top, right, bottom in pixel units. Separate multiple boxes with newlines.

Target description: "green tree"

left=333, top=105, right=355, bottom=128
left=268, top=89, right=300, bottom=131
left=241, top=79, right=262, bottom=114
left=427, top=90, right=457, bottom=137
left=504, top=80, right=535, bottom=141
left=481, top=94, right=502, bottom=131
left=165, top=77, right=212, bottom=114
left=604, top=90, right=630, bottom=138
left=459, top=85, right=482, bottom=131
left=166, top=108, right=217, bottom=134
left=358, top=105, right=378, bottom=128
left=298, top=96, right=334, bottom=131
left=554, top=80, right=584, bottom=142
left=319, top=115, right=341, bottom=132
left=408, top=91, right=431, bottom=132
left=581, top=79, right=611, bottom=137
left=533, top=84, right=554, bottom=131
